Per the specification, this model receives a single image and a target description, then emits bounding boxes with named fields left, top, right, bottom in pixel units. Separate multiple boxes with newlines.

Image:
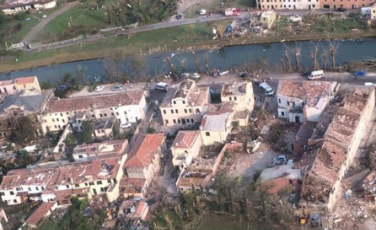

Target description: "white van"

left=155, top=82, right=169, bottom=91
left=308, top=70, right=324, bottom=80
left=259, top=82, right=274, bottom=96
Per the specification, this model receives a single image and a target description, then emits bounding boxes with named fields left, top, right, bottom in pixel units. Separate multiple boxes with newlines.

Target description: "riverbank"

left=0, top=23, right=374, bottom=73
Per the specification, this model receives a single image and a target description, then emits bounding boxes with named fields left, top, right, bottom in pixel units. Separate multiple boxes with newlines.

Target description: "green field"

left=36, top=0, right=109, bottom=42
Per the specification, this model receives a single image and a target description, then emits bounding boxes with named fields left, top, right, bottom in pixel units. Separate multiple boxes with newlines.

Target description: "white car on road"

left=191, top=73, right=200, bottom=78
left=200, top=9, right=207, bottom=15
left=95, top=85, right=105, bottom=92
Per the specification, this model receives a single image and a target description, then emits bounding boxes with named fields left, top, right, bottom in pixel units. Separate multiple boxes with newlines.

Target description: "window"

left=111, top=113, right=114, bottom=116
left=54, top=125, right=57, bottom=129
left=56, top=118, right=59, bottom=122
left=165, top=120, right=169, bottom=124
left=92, top=115, right=95, bottom=118
left=107, top=179, right=112, bottom=184
left=186, top=119, right=190, bottom=123
left=178, top=119, right=181, bottom=123
left=60, top=113, right=63, bottom=116
left=281, top=111, right=285, bottom=116
left=278, top=99, right=281, bottom=103
left=58, top=125, right=61, bottom=129
left=234, top=97, right=237, bottom=101
left=184, top=109, right=187, bottom=113
left=0, top=192, right=5, bottom=196
left=62, top=119, right=65, bottom=123
left=124, top=111, right=127, bottom=115
left=75, top=184, right=80, bottom=188
left=175, top=109, right=178, bottom=113
left=191, top=119, right=194, bottom=123
left=97, top=181, right=102, bottom=185
left=13, top=199, right=17, bottom=203
left=171, top=109, right=174, bottom=114
left=229, top=97, right=232, bottom=101
left=89, top=182, right=95, bottom=186
left=52, top=118, right=55, bottom=122
left=42, top=187, right=45, bottom=190
left=182, top=100, right=186, bottom=104
left=104, top=113, right=107, bottom=117
left=66, top=185, right=69, bottom=188
left=100, top=187, right=105, bottom=192
left=173, top=101, right=176, bottom=104
left=10, top=191, right=14, bottom=195
left=189, top=109, right=192, bottom=113
left=163, top=110, right=166, bottom=114
left=36, top=187, right=39, bottom=191
left=85, top=183, right=88, bottom=186
left=100, top=114, right=103, bottom=117
left=173, top=119, right=176, bottom=124
left=116, top=112, right=119, bottom=116
left=287, top=102, right=290, bottom=106
left=205, top=132, right=210, bottom=136
left=28, top=187, right=31, bottom=191
left=196, top=109, right=200, bottom=113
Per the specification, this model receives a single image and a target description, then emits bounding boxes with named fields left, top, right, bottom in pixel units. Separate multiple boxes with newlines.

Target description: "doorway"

left=295, top=116, right=300, bottom=123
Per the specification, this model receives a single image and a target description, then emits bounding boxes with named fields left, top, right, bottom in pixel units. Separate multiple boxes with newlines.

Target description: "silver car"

left=111, top=85, right=123, bottom=91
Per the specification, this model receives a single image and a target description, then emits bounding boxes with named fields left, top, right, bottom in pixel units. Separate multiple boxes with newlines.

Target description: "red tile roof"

left=26, top=202, right=55, bottom=227
left=15, top=76, right=37, bottom=85
left=172, top=131, right=200, bottom=149
left=0, top=80, right=13, bottom=86
left=124, top=134, right=165, bottom=168
left=46, top=92, right=144, bottom=113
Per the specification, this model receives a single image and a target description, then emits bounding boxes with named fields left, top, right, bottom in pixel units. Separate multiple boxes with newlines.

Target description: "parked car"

left=95, top=85, right=105, bottom=92
left=191, top=73, right=200, bottom=78
left=354, top=70, right=366, bottom=78
left=175, top=14, right=182, bottom=20
left=219, top=70, right=229, bottom=76
left=337, top=7, right=346, bottom=12
left=57, top=85, right=67, bottom=91
left=120, top=123, right=132, bottom=128
left=238, top=72, right=248, bottom=78
left=111, top=85, right=123, bottom=91
left=200, top=9, right=207, bottom=15
left=268, top=155, right=287, bottom=167
left=182, top=73, right=190, bottom=78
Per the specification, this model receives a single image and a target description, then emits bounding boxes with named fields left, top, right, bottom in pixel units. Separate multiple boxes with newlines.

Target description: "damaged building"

left=301, top=87, right=375, bottom=211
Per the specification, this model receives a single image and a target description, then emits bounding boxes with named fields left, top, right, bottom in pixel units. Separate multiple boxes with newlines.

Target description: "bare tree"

left=311, top=43, right=319, bottom=70
left=280, top=59, right=286, bottom=72
left=204, top=54, right=210, bottom=73
left=191, top=51, right=202, bottom=73
left=328, top=39, right=339, bottom=69
left=293, top=43, right=301, bottom=71
left=165, top=57, right=177, bottom=73
left=180, top=58, right=186, bottom=73
left=130, top=54, right=146, bottom=81
left=284, top=50, right=292, bottom=72
left=104, top=49, right=127, bottom=82
left=322, top=50, right=328, bottom=70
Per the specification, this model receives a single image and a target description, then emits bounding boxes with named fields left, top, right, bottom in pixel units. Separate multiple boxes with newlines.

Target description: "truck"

left=225, top=8, right=240, bottom=16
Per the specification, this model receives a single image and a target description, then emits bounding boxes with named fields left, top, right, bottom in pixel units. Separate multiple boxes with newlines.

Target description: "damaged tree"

left=329, top=40, right=339, bottom=69
left=165, top=57, right=178, bottom=73
left=284, top=50, right=292, bottom=72
left=191, top=51, right=202, bottom=73
left=180, top=58, right=186, bottom=73
left=204, top=54, right=210, bottom=74
left=293, top=43, right=302, bottom=71
left=311, top=43, right=319, bottom=71
left=322, top=50, right=328, bottom=70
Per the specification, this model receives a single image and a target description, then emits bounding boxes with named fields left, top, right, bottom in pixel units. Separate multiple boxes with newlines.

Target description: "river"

left=1, top=39, right=376, bottom=83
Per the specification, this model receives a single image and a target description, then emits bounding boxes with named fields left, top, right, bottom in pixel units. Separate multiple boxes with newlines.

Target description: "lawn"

left=7, top=17, right=40, bottom=43
left=36, top=0, right=109, bottom=42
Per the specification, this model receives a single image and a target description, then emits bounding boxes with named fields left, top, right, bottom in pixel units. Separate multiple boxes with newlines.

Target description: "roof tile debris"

left=302, top=87, right=373, bottom=203
left=73, top=139, right=128, bottom=158
left=260, top=164, right=302, bottom=183
left=221, top=81, right=248, bottom=96
left=124, top=134, right=165, bottom=168
left=46, top=92, right=144, bottom=113
left=277, top=80, right=337, bottom=107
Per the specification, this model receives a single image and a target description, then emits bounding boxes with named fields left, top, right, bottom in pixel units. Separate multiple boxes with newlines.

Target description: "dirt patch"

left=226, top=143, right=278, bottom=184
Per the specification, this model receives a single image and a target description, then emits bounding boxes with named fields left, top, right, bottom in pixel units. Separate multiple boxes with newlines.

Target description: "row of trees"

left=282, top=40, right=340, bottom=72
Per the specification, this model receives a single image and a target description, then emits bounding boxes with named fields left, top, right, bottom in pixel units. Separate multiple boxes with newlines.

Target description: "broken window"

left=205, top=132, right=210, bottom=136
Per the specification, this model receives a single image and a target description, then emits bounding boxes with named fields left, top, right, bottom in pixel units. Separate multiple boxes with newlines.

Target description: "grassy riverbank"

left=0, top=20, right=374, bottom=73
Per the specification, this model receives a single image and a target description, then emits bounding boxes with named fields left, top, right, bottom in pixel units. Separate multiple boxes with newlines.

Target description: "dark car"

left=354, top=70, right=366, bottom=77
left=238, top=73, right=248, bottom=78
left=336, top=7, right=346, bottom=12
left=175, top=15, right=182, bottom=20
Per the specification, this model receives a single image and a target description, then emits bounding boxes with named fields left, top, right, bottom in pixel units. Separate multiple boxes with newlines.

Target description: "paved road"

left=24, top=9, right=351, bottom=53
left=22, top=1, right=79, bottom=43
